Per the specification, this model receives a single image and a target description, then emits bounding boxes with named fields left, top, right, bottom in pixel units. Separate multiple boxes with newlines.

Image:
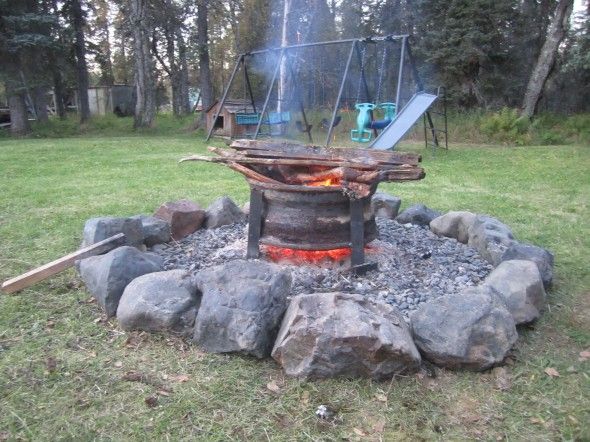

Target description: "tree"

left=196, top=0, right=213, bottom=117
left=68, top=0, right=91, bottom=123
left=0, top=0, right=57, bottom=134
left=152, top=0, right=190, bottom=116
left=521, top=0, right=574, bottom=118
left=130, top=0, right=156, bottom=127
left=90, top=0, right=115, bottom=85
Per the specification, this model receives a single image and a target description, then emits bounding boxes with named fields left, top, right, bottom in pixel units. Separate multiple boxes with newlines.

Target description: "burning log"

left=180, top=140, right=425, bottom=199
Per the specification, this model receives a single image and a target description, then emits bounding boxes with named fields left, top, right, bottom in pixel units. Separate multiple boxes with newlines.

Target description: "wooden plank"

left=181, top=150, right=282, bottom=184
left=1, top=233, right=126, bottom=294
left=180, top=154, right=384, bottom=170
left=230, top=139, right=421, bottom=165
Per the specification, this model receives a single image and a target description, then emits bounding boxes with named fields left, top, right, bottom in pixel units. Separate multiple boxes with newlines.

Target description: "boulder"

left=242, top=202, right=250, bottom=216
left=131, top=215, right=171, bottom=247
left=371, top=192, right=402, bottom=219
left=192, top=260, right=292, bottom=358
left=483, top=260, right=546, bottom=324
left=411, top=286, right=517, bottom=370
left=82, top=217, right=144, bottom=248
left=154, top=199, right=206, bottom=240
left=78, top=246, right=163, bottom=317
left=467, top=215, right=516, bottom=266
left=205, top=196, right=244, bottom=229
left=272, top=292, right=421, bottom=380
left=396, top=204, right=441, bottom=226
left=430, top=211, right=477, bottom=244
left=117, top=270, right=200, bottom=336
left=501, top=243, right=554, bottom=288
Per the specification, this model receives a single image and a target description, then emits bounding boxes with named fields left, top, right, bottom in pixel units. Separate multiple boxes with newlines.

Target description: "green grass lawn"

left=0, top=134, right=589, bottom=441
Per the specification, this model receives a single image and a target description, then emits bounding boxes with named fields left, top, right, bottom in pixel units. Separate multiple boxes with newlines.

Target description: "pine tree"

left=0, top=0, right=57, bottom=134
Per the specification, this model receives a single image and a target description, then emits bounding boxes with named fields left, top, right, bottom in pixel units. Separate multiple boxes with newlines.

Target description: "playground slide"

left=370, top=92, right=438, bottom=150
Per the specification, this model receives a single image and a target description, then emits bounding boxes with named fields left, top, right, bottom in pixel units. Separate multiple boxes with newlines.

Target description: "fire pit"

left=180, top=139, right=425, bottom=272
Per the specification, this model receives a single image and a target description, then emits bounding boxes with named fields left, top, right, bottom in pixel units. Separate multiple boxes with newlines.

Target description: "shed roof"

left=207, top=99, right=256, bottom=114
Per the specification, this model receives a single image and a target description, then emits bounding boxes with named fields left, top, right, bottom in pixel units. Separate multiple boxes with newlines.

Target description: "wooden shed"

left=205, top=99, right=258, bottom=138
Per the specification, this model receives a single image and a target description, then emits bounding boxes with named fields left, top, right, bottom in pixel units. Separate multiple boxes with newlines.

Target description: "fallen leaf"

left=45, top=357, right=57, bottom=374
left=568, top=415, right=579, bottom=425
left=578, top=350, right=590, bottom=362
left=300, top=390, right=310, bottom=405
left=492, top=367, right=512, bottom=391
left=45, top=320, right=55, bottom=329
left=169, top=374, right=190, bottom=383
left=145, top=396, right=158, bottom=408
left=122, top=371, right=143, bottom=382
left=374, top=393, right=388, bottom=402
left=157, top=389, right=171, bottom=397
left=113, top=360, right=123, bottom=368
left=372, top=419, right=386, bottom=433
left=266, top=380, right=281, bottom=393
left=530, top=417, right=544, bottom=425
left=353, top=428, right=366, bottom=436
left=544, top=367, right=560, bottom=378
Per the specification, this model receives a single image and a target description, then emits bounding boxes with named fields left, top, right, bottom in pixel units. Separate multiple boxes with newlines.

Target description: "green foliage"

left=480, top=108, right=531, bottom=145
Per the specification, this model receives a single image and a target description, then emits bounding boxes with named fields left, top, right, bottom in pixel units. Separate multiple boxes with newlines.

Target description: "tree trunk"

left=131, top=0, right=156, bottom=128
left=178, top=32, right=191, bottom=115
left=197, top=0, right=213, bottom=121
left=71, top=0, right=91, bottom=123
left=7, top=86, right=30, bottom=135
left=521, top=0, right=574, bottom=118
left=33, top=87, right=49, bottom=122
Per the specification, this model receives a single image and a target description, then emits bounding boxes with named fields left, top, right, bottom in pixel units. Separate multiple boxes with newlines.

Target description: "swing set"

left=206, top=35, right=446, bottom=150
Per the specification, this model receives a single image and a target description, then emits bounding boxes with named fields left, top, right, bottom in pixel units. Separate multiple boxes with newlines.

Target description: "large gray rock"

left=78, top=246, right=163, bottom=317
left=483, top=260, right=546, bottom=324
left=411, top=286, right=517, bottom=371
left=117, top=270, right=200, bottom=336
left=154, top=199, right=206, bottom=240
left=192, top=260, right=292, bottom=358
left=501, top=243, right=554, bottom=288
left=272, top=292, right=421, bottom=380
left=205, top=196, right=244, bottom=229
left=371, top=192, right=402, bottom=219
left=131, top=215, right=171, bottom=247
left=82, top=217, right=144, bottom=248
left=396, top=204, right=441, bottom=226
left=430, top=211, right=477, bottom=244
left=467, top=215, right=516, bottom=265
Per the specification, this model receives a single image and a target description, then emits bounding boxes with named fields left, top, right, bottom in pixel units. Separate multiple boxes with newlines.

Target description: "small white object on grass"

left=315, top=404, right=336, bottom=420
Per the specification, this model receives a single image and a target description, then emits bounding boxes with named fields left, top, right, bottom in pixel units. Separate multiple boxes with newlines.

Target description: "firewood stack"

left=180, top=139, right=425, bottom=199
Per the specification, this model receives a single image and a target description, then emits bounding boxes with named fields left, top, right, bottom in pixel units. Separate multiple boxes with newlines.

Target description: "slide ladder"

left=369, top=92, right=438, bottom=150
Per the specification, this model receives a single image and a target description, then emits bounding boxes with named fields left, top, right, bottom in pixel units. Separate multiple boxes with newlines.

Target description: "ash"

left=151, top=218, right=493, bottom=315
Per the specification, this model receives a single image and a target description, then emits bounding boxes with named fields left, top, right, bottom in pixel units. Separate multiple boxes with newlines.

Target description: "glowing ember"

left=306, top=177, right=341, bottom=187
left=264, top=245, right=352, bottom=265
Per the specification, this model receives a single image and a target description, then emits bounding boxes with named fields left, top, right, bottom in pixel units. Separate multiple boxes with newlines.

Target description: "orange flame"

left=264, top=245, right=351, bottom=265
left=306, top=177, right=340, bottom=187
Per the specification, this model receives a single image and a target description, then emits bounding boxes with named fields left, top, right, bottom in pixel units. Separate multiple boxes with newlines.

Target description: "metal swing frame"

left=205, top=34, right=440, bottom=149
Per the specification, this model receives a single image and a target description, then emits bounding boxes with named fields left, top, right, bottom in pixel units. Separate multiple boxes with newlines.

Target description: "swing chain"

left=355, top=44, right=367, bottom=104
left=376, top=46, right=388, bottom=105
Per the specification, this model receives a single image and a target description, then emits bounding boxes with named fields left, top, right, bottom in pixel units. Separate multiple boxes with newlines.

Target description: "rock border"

left=76, top=194, right=554, bottom=379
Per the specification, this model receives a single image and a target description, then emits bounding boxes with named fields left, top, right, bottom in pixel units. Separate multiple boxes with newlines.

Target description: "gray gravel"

left=150, top=218, right=493, bottom=316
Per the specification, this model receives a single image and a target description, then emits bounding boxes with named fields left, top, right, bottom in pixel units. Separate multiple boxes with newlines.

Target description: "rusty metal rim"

left=247, top=179, right=343, bottom=193
left=260, top=238, right=355, bottom=250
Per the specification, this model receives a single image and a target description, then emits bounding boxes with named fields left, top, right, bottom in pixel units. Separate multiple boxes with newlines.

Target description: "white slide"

left=370, top=92, right=438, bottom=150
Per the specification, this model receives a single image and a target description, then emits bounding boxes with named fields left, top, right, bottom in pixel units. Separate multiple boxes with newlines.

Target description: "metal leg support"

left=247, top=188, right=264, bottom=259
left=349, top=198, right=377, bottom=275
